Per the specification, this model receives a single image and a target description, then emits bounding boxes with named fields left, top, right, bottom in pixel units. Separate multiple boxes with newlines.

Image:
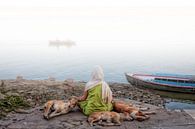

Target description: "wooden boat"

left=125, top=73, right=195, bottom=93
left=49, top=39, right=76, bottom=47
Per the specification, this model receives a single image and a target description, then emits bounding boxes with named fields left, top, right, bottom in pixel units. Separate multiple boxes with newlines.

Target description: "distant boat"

left=125, top=73, right=195, bottom=93
left=49, top=39, right=76, bottom=47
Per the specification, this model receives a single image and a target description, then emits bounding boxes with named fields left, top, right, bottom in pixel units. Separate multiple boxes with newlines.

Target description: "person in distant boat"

left=78, top=66, right=113, bottom=116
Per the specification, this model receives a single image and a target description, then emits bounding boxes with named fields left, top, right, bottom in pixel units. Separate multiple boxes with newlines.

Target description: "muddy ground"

left=1, top=99, right=195, bottom=129
left=0, top=78, right=195, bottom=129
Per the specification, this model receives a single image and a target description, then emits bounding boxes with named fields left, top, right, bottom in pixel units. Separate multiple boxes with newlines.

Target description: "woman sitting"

left=78, top=66, right=113, bottom=116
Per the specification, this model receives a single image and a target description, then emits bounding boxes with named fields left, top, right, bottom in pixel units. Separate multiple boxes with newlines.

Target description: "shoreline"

left=0, top=77, right=165, bottom=118
left=0, top=77, right=165, bottom=104
left=0, top=78, right=195, bottom=129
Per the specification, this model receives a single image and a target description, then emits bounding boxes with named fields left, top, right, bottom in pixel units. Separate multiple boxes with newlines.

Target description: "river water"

left=0, top=41, right=195, bottom=82
left=0, top=41, right=195, bottom=109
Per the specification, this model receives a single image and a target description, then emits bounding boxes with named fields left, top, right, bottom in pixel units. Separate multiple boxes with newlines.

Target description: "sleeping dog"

left=113, top=101, right=156, bottom=121
left=43, top=96, right=78, bottom=119
left=88, top=111, right=133, bottom=126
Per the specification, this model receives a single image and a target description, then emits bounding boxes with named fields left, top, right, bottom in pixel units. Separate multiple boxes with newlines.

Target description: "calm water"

left=0, top=41, right=195, bottom=82
left=166, top=101, right=195, bottom=110
left=1, top=41, right=195, bottom=109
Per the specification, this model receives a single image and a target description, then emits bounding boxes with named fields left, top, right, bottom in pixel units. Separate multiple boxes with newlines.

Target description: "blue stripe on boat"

left=151, top=79, right=195, bottom=87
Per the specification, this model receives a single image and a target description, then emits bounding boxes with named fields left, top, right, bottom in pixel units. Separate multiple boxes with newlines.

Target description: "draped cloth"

left=85, top=66, right=113, bottom=103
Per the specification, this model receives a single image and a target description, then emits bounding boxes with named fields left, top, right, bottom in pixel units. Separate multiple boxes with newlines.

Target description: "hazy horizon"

left=0, top=0, right=195, bottom=47
left=0, top=0, right=195, bottom=82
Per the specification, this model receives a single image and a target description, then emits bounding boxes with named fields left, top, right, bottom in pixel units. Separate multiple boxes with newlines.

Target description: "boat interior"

left=132, top=74, right=195, bottom=87
left=153, top=78, right=195, bottom=87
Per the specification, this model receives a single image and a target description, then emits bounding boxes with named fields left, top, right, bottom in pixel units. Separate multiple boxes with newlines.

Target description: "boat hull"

left=125, top=74, right=195, bottom=94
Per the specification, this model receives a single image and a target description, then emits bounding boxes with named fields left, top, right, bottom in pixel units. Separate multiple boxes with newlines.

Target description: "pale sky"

left=0, top=0, right=195, bottom=45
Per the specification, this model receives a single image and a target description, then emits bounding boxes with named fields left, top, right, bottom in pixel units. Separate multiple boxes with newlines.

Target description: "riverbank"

left=0, top=77, right=164, bottom=117
left=1, top=99, right=195, bottom=129
left=0, top=78, right=195, bottom=129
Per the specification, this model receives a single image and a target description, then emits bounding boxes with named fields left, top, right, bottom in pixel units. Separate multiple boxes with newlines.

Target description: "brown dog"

left=43, top=96, right=78, bottom=119
left=113, top=101, right=155, bottom=121
left=88, top=111, right=133, bottom=126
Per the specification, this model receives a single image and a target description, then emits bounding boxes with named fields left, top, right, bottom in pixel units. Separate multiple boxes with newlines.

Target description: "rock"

left=12, top=118, right=17, bottom=121
left=0, top=80, right=4, bottom=87
left=26, top=99, right=34, bottom=105
left=174, top=109, right=182, bottom=112
left=14, top=109, right=31, bottom=114
left=48, top=76, right=55, bottom=81
left=64, top=79, right=75, bottom=87
left=6, top=92, right=20, bottom=96
left=61, top=122, right=75, bottom=128
left=16, top=76, right=24, bottom=81
left=116, top=91, right=122, bottom=94
left=70, top=121, right=81, bottom=125
left=0, top=92, right=5, bottom=100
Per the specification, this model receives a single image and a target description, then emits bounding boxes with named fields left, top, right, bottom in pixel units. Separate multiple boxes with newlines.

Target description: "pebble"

left=174, top=109, right=182, bottom=112
left=62, top=122, right=75, bottom=128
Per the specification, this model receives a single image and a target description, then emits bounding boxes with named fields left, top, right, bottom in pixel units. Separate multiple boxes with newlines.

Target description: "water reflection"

left=48, top=39, right=76, bottom=48
left=152, top=90, right=195, bottom=101
left=165, top=101, right=195, bottom=109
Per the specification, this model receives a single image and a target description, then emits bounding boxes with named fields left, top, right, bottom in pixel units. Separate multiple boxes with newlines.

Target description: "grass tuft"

left=0, top=95, right=30, bottom=119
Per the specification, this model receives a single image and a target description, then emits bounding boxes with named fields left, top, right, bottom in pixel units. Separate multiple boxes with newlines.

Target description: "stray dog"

left=113, top=101, right=156, bottom=121
left=88, top=111, right=133, bottom=126
left=43, top=96, right=78, bottom=120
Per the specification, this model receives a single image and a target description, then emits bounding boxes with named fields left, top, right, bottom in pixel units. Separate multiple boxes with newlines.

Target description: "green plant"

left=0, top=95, right=30, bottom=119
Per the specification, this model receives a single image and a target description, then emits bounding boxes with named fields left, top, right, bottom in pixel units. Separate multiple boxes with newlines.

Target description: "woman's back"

left=79, top=83, right=113, bottom=116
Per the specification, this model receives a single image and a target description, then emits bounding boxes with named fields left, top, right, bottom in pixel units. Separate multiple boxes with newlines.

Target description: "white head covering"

left=85, top=66, right=113, bottom=103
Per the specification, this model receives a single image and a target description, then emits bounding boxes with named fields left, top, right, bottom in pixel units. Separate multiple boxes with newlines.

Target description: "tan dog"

left=88, top=111, right=133, bottom=126
left=43, top=96, right=78, bottom=119
left=113, top=101, right=155, bottom=121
